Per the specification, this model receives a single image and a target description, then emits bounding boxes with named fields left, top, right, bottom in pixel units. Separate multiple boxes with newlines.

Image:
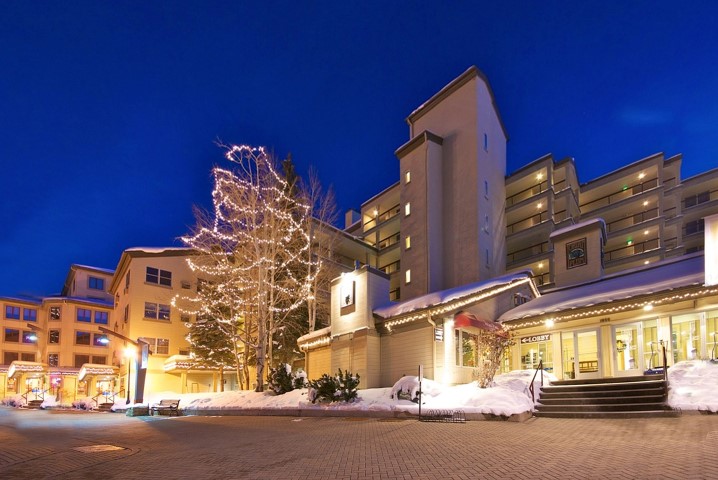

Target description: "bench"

left=150, top=399, right=180, bottom=416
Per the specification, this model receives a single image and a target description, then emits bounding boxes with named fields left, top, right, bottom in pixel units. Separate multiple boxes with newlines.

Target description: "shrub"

left=307, top=369, right=360, bottom=403
left=268, top=364, right=308, bottom=395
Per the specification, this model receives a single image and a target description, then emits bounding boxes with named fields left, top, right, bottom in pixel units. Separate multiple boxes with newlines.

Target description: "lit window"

left=48, top=354, right=59, bottom=367
left=405, top=269, right=412, bottom=284
left=405, top=236, right=411, bottom=250
left=76, top=308, right=92, bottom=323
left=139, top=337, right=170, bottom=355
left=405, top=203, right=411, bottom=216
left=146, top=267, right=172, bottom=287
left=405, top=171, right=411, bottom=184
left=5, top=305, right=20, bottom=320
left=88, top=276, right=105, bottom=290
left=144, top=302, right=171, bottom=321
left=93, top=334, right=109, bottom=347
left=50, top=306, right=61, bottom=321
left=22, top=331, right=36, bottom=344
left=49, top=330, right=60, bottom=344
left=23, top=308, right=37, bottom=322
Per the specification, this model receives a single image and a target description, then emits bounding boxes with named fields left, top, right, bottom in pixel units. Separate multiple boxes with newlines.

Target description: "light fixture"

left=373, top=209, right=378, bottom=217
left=538, top=262, right=544, bottom=269
left=537, top=202, right=543, bottom=209
left=644, top=260, right=650, bottom=265
left=644, top=230, right=649, bottom=235
left=643, top=201, right=649, bottom=206
left=627, top=239, right=633, bottom=246
left=638, top=172, right=646, bottom=180
left=536, top=172, right=543, bottom=181
left=545, top=319, right=555, bottom=328
left=644, top=304, right=654, bottom=312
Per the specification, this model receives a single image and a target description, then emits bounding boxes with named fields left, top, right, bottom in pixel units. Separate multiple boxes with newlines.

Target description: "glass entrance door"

left=575, top=329, right=601, bottom=379
left=613, top=323, right=643, bottom=376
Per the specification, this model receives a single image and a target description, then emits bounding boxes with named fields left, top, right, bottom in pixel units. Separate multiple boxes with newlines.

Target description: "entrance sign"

left=521, top=334, right=551, bottom=344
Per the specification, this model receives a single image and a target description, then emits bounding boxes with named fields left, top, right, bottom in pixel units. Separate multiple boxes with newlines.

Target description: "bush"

left=307, top=369, right=360, bottom=403
left=268, top=363, right=308, bottom=395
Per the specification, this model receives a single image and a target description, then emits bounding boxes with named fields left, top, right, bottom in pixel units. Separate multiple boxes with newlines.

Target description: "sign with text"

left=520, top=334, right=551, bottom=344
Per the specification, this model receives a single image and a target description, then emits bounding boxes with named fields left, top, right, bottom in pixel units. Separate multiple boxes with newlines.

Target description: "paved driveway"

left=1, top=408, right=717, bottom=479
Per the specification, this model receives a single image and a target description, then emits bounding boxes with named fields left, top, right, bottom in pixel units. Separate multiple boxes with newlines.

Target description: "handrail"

left=528, top=359, right=544, bottom=404
left=92, top=391, right=118, bottom=408
left=660, top=340, right=668, bottom=396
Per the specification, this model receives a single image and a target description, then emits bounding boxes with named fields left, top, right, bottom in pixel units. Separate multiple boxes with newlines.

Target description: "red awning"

left=454, top=311, right=506, bottom=336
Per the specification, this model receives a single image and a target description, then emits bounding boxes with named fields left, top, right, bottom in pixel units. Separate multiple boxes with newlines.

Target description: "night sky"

left=2, top=1, right=717, bottom=296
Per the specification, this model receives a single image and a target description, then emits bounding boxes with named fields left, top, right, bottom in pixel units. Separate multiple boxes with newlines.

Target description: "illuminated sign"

left=520, top=334, right=551, bottom=344
left=566, top=238, right=587, bottom=269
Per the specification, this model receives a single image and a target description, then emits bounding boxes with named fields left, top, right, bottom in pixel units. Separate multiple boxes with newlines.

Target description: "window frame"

left=5, top=305, right=20, bottom=320
left=76, top=308, right=92, bottom=323
left=75, top=331, right=91, bottom=346
left=88, top=276, right=105, bottom=291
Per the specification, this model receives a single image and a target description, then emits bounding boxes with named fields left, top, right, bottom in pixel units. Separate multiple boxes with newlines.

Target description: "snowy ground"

left=22, top=361, right=718, bottom=416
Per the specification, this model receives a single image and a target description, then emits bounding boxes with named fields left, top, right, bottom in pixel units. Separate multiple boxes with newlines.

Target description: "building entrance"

left=562, top=329, right=601, bottom=379
left=613, top=322, right=643, bottom=376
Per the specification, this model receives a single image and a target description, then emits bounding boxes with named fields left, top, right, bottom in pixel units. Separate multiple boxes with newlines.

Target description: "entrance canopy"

left=78, top=364, right=118, bottom=381
left=7, top=361, right=46, bottom=379
left=454, top=311, right=506, bottom=336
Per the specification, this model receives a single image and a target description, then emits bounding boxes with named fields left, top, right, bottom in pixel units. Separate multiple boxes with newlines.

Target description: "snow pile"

left=668, top=360, right=718, bottom=412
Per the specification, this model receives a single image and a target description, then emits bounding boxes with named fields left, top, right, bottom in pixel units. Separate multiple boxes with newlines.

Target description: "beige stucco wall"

left=380, top=322, right=434, bottom=387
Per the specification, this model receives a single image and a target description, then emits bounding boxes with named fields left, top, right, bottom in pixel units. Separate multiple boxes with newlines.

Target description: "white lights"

left=545, top=319, right=555, bottom=328
left=643, top=304, right=654, bottom=312
left=643, top=200, right=649, bottom=206
left=536, top=172, right=543, bottom=181
left=537, top=202, right=543, bottom=209
left=638, top=172, right=646, bottom=180
left=404, top=203, right=411, bottom=216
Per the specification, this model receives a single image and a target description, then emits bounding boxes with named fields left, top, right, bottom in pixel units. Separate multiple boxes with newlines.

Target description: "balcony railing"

left=605, top=207, right=659, bottom=233
left=506, top=180, right=548, bottom=207
left=380, top=260, right=400, bottom=275
left=363, top=204, right=400, bottom=231
left=507, top=241, right=550, bottom=265
left=683, top=189, right=718, bottom=209
left=507, top=211, right=548, bottom=235
left=378, top=232, right=400, bottom=250
left=581, top=177, right=659, bottom=212
left=533, top=272, right=551, bottom=287
left=604, top=238, right=660, bottom=262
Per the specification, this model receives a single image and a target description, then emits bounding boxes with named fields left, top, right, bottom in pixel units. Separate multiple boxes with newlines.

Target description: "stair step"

left=539, top=395, right=666, bottom=406
left=542, top=380, right=665, bottom=394
left=537, top=402, right=671, bottom=413
left=534, top=410, right=680, bottom=419
left=550, top=374, right=663, bottom=386
left=540, top=387, right=666, bottom=399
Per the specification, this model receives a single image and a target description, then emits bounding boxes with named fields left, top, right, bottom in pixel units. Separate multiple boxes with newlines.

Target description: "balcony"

left=363, top=204, right=400, bottom=232
left=604, top=238, right=660, bottom=262
left=506, top=180, right=548, bottom=208
left=507, top=241, right=550, bottom=266
left=507, top=211, right=549, bottom=236
left=581, top=177, right=659, bottom=213
left=605, top=207, right=659, bottom=234
left=377, top=232, right=400, bottom=250
left=380, top=260, right=400, bottom=275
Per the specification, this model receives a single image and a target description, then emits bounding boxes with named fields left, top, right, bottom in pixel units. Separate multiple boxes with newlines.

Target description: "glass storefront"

left=671, top=313, right=700, bottom=363
left=519, top=335, right=553, bottom=372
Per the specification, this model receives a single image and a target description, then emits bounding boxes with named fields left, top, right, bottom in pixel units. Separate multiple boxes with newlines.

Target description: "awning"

left=78, top=364, right=118, bottom=381
left=454, top=311, right=507, bottom=336
left=7, top=361, right=46, bottom=379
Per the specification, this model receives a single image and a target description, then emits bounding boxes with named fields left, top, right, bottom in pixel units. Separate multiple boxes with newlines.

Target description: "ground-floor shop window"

left=520, top=335, right=553, bottom=372
left=455, top=330, right=479, bottom=367
left=708, top=310, right=718, bottom=360
left=671, top=313, right=700, bottom=362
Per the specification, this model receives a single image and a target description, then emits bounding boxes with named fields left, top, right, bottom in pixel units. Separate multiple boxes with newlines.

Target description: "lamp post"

left=124, top=346, right=135, bottom=404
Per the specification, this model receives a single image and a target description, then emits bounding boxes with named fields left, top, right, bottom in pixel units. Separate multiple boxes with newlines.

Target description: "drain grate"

left=73, top=445, right=126, bottom=453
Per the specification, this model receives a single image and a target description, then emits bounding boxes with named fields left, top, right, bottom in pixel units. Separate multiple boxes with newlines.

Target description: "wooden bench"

left=150, top=399, right=180, bottom=416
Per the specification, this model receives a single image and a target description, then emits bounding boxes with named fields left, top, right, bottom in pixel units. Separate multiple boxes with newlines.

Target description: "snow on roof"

left=297, top=326, right=331, bottom=344
left=125, top=247, right=194, bottom=254
left=499, top=254, right=705, bottom=323
left=42, top=296, right=114, bottom=308
left=0, top=295, right=42, bottom=305
left=374, top=271, right=533, bottom=320
left=549, top=218, right=606, bottom=240
left=72, top=264, right=115, bottom=275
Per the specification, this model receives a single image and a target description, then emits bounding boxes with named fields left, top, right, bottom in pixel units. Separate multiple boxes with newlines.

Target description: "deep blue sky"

left=2, top=1, right=717, bottom=296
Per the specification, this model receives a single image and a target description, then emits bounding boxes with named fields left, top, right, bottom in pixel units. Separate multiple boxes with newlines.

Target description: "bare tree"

left=177, top=145, right=317, bottom=392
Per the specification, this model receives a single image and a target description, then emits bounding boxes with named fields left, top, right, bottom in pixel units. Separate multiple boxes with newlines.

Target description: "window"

left=20, top=352, right=35, bottom=362
left=48, top=353, right=59, bottom=367
left=5, top=328, right=20, bottom=342
left=456, top=330, right=479, bottom=367
left=49, top=330, right=60, bottom=344
left=180, top=314, right=191, bottom=323
left=139, top=337, right=170, bottom=355
left=93, top=334, right=109, bottom=347
left=483, top=133, right=488, bottom=151
left=5, top=305, right=20, bottom=320
left=23, top=308, right=37, bottom=322
left=405, top=269, right=412, bottom=284
left=405, top=235, right=411, bottom=250
left=685, top=219, right=705, bottom=236
left=181, top=280, right=191, bottom=289
left=75, top=331, right=91, bottom=345
left=94, top=311, right=109, bottom=324
left=404, top=203, right=411, bottom=216
left=405, top=171, right=411, bottom=184
left=4, top=352, right=19, bottom=364
left=146, top=267, right=172, bottom=287
left=22, top=331, right=36, bottom=344
left=92, top=356, right=107, bottom=365
left=685, top=191, right=710, bottom=208
left=124, top=305, right=129, bottom=323
left=77, top=308, right=92, bottom=323
left=74, top=354, right=90, bottom=368
left=484, top=179, right=489, bottom=198
left=50, top=306, right=61, bottom=321
left=88, top=276, right=105, bottom=290
left=125, top=271, right=130, bottom=290
left=144, top=302, right=170, bottom=321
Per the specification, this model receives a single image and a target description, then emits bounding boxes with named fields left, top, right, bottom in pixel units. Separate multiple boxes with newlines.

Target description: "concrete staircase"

left=97, top=402, right=115, bottom=412
left=26, top=399, right=44, bottom=409
left=535, top=374, right=679, bottom=419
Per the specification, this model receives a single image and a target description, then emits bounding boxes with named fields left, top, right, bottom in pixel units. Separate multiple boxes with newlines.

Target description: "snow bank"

left=668, top=360, right=718, bottom=412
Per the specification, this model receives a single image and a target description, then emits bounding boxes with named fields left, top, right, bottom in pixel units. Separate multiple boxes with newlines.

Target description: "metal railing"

left=92, top=390, right=119, bottom=408
left=363, top=204, right=400, bottom=231
left=507, top=241, right=549, bottom=265
left=580, top=177, right=658, bottom=212
left=604, top=238, right=660, bottom=262
left=22, top=387, right=47, bottom=405
left=507, top=211, right=548, bottom=235
left=506, top=180, right=548, bottom=207
left=605, top=207, right=659, bottom=233
left=380, top=260, right=400, bottom=275
left=377, top=232, right=400, bottom=250
left=529, top=360, right=544, bottom=404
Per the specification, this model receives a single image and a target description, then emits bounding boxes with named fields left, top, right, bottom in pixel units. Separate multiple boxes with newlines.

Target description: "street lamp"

left=125, top=346, right=136, bottom=404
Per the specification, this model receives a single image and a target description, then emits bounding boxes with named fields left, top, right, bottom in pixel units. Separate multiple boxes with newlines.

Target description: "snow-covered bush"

left=72, top=397, right=95, bottom=410
left=1, top=395, right=25, bottom=407
left=391, top=376, right=421, bottom=402
left=307, top=369, right=360, bottom=403
left=268, top=364, right=308, bottom=395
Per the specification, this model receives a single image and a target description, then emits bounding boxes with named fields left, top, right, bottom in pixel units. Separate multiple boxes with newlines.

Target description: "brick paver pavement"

left=2, top=407, right=718, bottom=479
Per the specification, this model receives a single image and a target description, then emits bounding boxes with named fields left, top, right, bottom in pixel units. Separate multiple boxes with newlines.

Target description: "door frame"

left=612, top=321, right=644, bottom=377
left=573, top=328, right=602, bottom=380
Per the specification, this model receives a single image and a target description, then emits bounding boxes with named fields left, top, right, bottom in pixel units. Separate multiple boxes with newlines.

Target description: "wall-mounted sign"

left=520, top=334, right=551, bottom=344
left=434, top=328, right=444, bottom=341
left=566, top=237, right=587, bottom=269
